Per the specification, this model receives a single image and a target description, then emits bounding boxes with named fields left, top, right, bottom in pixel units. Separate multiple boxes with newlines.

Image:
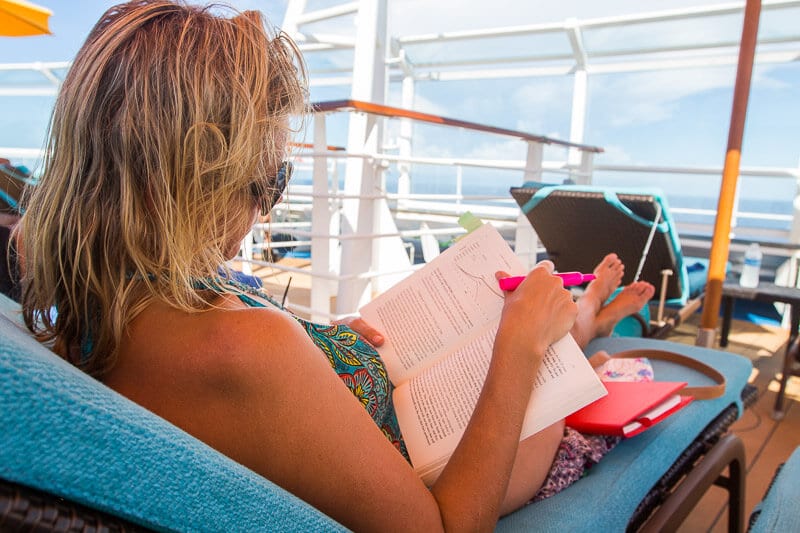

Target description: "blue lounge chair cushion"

left=0, top=299, right=346, bottom=532
left=686, top=259, right=710, bottom=300
left=749, top=446, right=800, bottom=533
left=497, top=336, right=751, bottom=532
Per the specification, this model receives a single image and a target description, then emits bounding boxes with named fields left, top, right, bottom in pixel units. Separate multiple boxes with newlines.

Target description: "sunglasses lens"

left=254, top=161, right=293, bottom=217
left=278, top=161, right=293, bottom=186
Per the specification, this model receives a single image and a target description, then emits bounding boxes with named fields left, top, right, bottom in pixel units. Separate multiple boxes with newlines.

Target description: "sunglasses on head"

left=251, top=161, right=293, bottom=217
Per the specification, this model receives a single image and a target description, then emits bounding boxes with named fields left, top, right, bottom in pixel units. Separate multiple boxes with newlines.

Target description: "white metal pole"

left=515, top=141, right=544, bottom=269
left=310, top=113, right=336, bottom=322
left=281, top=0, right=307, bottom=36
left=397, top=70, right=415, bottom=211
left=338, top=0, right=397, bottom=314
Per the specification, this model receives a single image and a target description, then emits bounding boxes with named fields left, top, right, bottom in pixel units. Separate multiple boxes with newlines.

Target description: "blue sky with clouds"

left=0, top=0, right=797, bottom=207
left=0, top=0, right=288, bottom=62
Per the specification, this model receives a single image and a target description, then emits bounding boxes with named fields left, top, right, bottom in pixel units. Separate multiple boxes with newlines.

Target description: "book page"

left=391, top=322, right=497, bottom=484
left=393, top=331, right=607, bottom=486
left=360, top=224, right=525, bottom=385
left=519, top=335, right=606, bottom=438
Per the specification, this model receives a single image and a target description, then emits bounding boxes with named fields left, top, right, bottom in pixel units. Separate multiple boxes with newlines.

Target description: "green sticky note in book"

left=456, top=211, right=483, bottom=240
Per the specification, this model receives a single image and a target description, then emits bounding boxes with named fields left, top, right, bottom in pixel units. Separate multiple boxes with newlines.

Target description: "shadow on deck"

left=670, top=314, right=799, bottom=532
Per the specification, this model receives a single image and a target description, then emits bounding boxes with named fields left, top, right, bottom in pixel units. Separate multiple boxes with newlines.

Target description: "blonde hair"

left=20, top=0, right=307, bottom=376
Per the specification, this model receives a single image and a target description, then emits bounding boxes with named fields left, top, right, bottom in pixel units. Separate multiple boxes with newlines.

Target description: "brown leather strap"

left=611, top=349, right=726, bottom=400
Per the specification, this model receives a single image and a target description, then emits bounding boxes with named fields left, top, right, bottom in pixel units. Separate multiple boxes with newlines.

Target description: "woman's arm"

left=427, top=263, right=577, bottom=529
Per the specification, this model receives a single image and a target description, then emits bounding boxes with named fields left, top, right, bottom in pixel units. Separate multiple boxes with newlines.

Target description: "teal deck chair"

left=511, top=182, right=709, bottom=336
left=0, top=161, right=30, bottom=215
left=747, top=446, right=800, bottom=532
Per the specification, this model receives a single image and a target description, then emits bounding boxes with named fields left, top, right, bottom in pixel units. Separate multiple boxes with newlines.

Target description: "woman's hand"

left=496, top=261, right=578, bottom=359
left=332, top=316, right=385, bottom=347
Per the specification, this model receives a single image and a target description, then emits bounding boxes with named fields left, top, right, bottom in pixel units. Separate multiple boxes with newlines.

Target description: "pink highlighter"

left=498, top=272, right=596, bottom=291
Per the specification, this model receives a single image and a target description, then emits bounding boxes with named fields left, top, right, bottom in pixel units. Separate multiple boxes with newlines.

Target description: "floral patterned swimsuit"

left=295, top=320, right=411, bottom=460
left=218, top=278, right=410, bottom=463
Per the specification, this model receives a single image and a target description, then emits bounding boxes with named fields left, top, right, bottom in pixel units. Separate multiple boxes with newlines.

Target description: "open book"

left=359, top=223, right=607, bottom=485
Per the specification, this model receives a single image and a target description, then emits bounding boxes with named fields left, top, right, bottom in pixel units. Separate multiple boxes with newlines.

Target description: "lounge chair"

left=0, top=160, right=30, bottom=216
left=0, top=292, right=754, bottom=531
left=0, top=225, right=20, bottom=302
left=747, top=446, right=800, bottom=532
left=511, top=182, right=709, bottom=338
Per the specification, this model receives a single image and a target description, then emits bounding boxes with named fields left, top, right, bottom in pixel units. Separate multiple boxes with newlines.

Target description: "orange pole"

left=697, top=0, right=761, bottom=346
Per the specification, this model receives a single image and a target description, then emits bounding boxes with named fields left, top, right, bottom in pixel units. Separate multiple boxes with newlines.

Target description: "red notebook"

left=565, top=381, right=693, bottom=438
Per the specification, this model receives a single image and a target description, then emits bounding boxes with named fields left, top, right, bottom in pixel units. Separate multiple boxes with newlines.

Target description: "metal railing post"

left=566, top=18, right=589, bottom=184
left=337, top=0, right=386, bottom=315
left=579, top=151, right=595, bottom=185
left=310, top=113, right=337, bottom=322
left=790, top=175, right=800, bottom=246
left=397, top=61, right=414, bottom=212
left=337, top=0, right=411, bottom=314
left=516, top=141, right=544, bottom=269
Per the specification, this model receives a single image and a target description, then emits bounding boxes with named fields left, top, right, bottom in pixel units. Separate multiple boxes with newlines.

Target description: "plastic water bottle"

left=739, top=243, right=762, bottom=288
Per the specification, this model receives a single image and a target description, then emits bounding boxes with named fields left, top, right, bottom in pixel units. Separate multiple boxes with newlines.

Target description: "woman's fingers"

left=498, top=264, right=578, bottom=353
left=333, top=316, right=385, bottom=347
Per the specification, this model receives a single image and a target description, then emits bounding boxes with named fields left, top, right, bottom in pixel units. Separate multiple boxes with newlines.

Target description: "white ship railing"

left=234, top=100, right=799, bottom=321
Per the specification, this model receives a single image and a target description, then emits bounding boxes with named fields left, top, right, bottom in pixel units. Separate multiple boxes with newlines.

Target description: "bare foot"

left=569, top=255, right=626, bottom=348
left=594, top=281, right=656, bottom=337
left=583, top=253, right=624, bottom=304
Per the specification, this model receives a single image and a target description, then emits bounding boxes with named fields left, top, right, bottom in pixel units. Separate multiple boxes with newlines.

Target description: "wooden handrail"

left=310, top=99, right=604, bottom=153
left=289, top=141, right=346, bottom=151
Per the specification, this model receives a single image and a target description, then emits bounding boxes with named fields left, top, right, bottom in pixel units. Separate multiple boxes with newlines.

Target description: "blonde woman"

left=19, top=1, right=653, bottom=530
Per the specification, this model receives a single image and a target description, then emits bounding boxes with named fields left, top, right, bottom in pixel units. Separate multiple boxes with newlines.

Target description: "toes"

left=597, top=253, right=621, bottom=271
left=645, top=285, right=656, bottom=299
left=632, top=281, right=656, bottom=298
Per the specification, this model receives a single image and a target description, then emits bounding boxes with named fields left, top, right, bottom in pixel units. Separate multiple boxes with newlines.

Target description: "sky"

left=13, top=1, right=748, bottom=64
left=0, top=0, right=287, bottom=62
left=0, top=0, right=798, bottom=214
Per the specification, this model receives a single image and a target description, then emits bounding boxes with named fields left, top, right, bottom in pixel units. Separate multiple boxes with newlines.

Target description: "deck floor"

left=669, top=314, right=799, bottom=532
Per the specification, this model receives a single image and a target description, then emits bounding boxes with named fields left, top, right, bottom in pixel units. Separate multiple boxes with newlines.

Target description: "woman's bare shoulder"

left=108, top=296, right=342, bottom=461
left=112, top=295, right=311, bottom=387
